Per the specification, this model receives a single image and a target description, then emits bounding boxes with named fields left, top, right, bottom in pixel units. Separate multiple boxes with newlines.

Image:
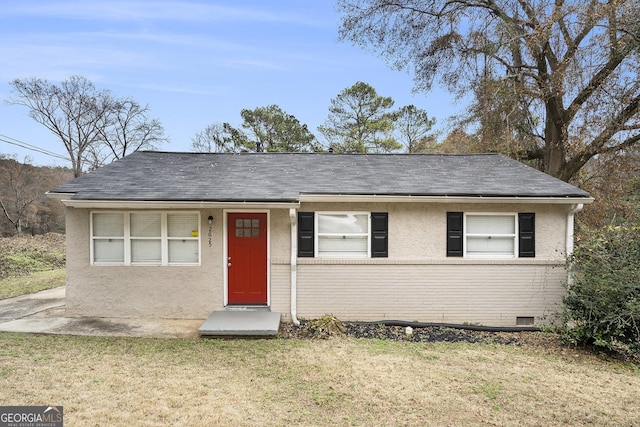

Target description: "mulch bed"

left=279, top=320, right=563, bottom=349
left=280, top=320, right=640, bottom=364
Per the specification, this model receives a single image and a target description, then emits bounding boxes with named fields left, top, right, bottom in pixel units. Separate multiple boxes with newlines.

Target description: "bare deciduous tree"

left=91, top=98, right=168, bottom=169
left=8, top=76, right=167, bottom=176
left=8, top=76, right=112, bottom=177
left=338, top=0, right=640, bottom=181
left=0, top=156, right=42, bottom=234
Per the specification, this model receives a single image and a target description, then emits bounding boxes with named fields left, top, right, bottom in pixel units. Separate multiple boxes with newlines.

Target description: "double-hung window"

left=92, top=212, right=125, bottom=263
left=465, top=214, right=516, bottom=258
left=317, top=213, right=370, bottom=257
left=447, top=212, right=535, bottom=258
left=167, top=213, right=200, bottom=263
left=130, top=212, right=162, bottom=263
left=297, top=212, right=388, bottom=258
left=91, top=211, right=200, bottom=265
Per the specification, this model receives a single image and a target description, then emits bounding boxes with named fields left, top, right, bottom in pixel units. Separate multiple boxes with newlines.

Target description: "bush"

left=562, top=226, right=640, bottom=353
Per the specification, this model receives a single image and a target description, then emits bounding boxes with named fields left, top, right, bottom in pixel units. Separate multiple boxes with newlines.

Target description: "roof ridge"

left=139, top=150, right=502, bottom=157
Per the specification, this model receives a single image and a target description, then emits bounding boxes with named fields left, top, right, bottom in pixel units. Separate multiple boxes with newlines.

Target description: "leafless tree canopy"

left=0, top=155, right=72, bottom=235
left=338, top=0, right=640, bottom=181
left=89, top=98, right=168, bottom=171
left=8, top=76, right=167, bottom=177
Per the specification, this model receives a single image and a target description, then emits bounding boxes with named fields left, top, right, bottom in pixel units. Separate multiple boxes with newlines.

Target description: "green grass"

left=0, top=234, right=66, bottom=299
left=0, top=250, right=65, bottom=278
left=0, top=268, right=66, bottom=299
left=0, top=233, right=65, bottom=274
left=4, top=250, right=64, bottom=270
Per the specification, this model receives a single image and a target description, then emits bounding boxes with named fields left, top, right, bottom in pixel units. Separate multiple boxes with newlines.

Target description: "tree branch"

left=557, top=0, right=600, bottom=72
left=566, top=33, right=637, bottom=122
left=564, top=93, right=640, bottom=178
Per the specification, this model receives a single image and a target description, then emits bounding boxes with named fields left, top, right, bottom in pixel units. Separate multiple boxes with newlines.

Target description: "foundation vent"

left=516, top=316, right=535, bottom=326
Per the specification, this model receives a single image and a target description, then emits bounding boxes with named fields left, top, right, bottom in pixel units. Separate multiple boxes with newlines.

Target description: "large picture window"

left=91, top=211, right=200, bottom=265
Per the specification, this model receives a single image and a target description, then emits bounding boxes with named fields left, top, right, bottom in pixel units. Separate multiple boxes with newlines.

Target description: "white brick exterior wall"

left=63, top=201, right=574, bottom=326
left=292, top=261, right=565, bottom=326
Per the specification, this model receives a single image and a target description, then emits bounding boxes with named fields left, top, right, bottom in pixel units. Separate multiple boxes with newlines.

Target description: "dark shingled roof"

left=50, top=151, right=591, bottom=201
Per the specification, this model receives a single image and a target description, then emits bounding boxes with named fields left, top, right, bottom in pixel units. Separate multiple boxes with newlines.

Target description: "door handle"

left=228, top=263, right=232, bottom=268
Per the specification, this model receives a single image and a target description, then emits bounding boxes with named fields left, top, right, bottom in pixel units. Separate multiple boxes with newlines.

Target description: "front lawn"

left=0, top=233, right=65, bottom=299
left=0, top=268, right=65, bottom=299
left=0, top=333, right=638, bottom=426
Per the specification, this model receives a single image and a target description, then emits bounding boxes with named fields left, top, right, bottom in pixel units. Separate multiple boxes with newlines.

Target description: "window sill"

left=91, top=263, right=201, bottom=267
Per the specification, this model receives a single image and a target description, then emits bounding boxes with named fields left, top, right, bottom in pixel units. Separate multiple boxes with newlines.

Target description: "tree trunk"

left=544, top=105, right=568, bottom=181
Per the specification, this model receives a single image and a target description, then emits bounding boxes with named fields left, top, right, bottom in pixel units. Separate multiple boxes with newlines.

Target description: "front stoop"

left=198, top=310, right=281, bottom=337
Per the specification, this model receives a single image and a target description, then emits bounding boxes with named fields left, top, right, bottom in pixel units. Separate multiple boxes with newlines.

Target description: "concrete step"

left=198, top=310, right=281, bottom=337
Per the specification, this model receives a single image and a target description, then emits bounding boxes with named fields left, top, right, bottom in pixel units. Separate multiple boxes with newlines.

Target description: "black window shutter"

left=447, top=212, right=463, bottom=257
left=518, top=212, right=535, bottom=257
left=297, top=212, right=314, bottom=257
left=371, top=212, right=388, bottom=258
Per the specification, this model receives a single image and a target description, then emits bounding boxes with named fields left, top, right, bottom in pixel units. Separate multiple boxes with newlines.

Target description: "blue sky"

left=0, top=0, right=464, bottom=167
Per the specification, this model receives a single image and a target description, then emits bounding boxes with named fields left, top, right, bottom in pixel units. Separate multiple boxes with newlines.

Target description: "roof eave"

left=46, top=192, right=73, bottom=202
left=56, top=199, right=301, bottom=209
left=299, top=194, right=594, bottom=204
left=49, top=193, right=594, bottom=208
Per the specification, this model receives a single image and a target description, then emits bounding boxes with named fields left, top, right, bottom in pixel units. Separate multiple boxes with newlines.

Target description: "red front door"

left=227, top=213, right=268, bottom=305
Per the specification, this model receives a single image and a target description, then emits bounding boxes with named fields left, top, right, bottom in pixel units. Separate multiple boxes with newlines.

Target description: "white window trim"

left=463, top=212, right=518, bottom=259
left=90, top=211, right=201, bottom=266
left=315, top=211, right=371, bottom=258
left=90, top=212, right=125, bottom=266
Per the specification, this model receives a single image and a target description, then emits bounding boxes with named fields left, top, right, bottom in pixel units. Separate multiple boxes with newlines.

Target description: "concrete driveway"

left=0, top=287, right=202, bottom=338
left=0, top=286, right=66, bottom=322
